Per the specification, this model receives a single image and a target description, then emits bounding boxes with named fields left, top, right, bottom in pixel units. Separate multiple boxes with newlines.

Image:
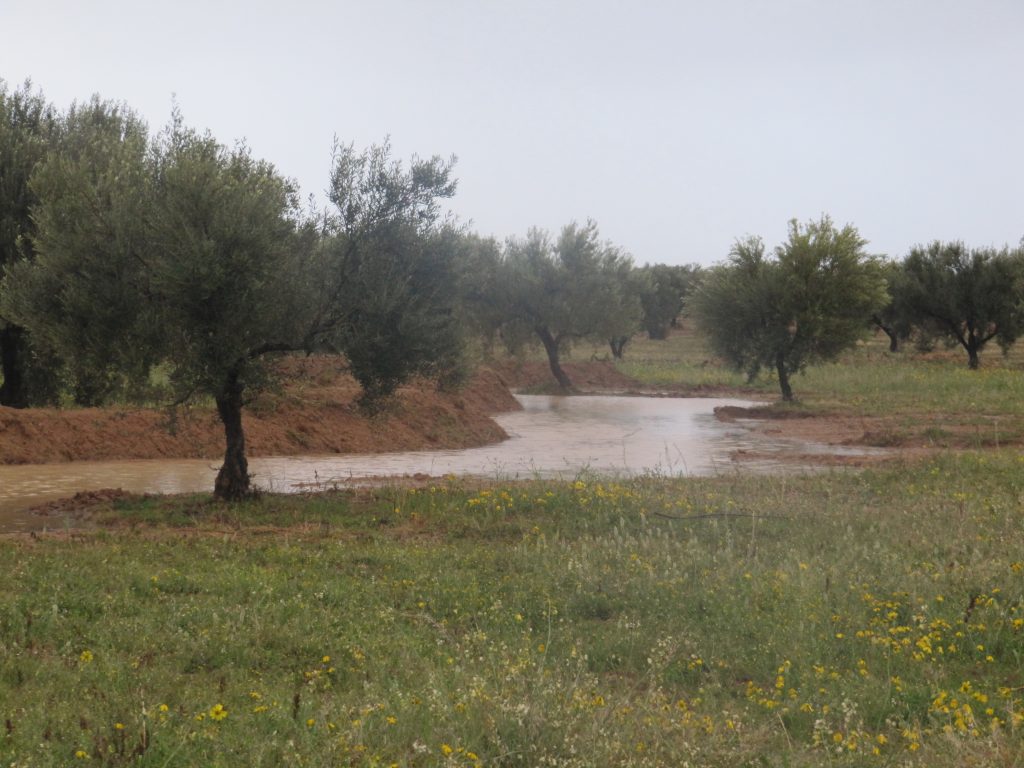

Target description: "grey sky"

left=2, top=0, right=1022, bottom=265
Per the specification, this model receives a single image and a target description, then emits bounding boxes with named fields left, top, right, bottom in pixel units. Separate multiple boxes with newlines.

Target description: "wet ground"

left=0, top=395, right=886, bottom=532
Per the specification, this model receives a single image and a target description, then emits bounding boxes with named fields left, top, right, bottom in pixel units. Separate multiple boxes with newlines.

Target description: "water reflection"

left=254, top=395, right=763, bottom=487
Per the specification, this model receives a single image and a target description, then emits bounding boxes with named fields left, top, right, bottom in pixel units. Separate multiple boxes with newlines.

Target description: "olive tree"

left=316, top=141, right=465, bottom=409
left=869, top=260, right=914, bottom=353
left=0, top=80, right=60, bottom=407
left=638, top=263, right=701, bottom=340
left=898, top=241, right=1024, bottom=369
left=607, top=259, right=644, bottom=359
left=148, top=119, right=317, bottom=499
left=448, top=231, right=505, bottom=353
left=494, top=221, right=640, bottom=389
left=3, top=97, right=160, bottom=406
left=5, top=107, right=310, bottom=499
left=692, top=217, right=887, bottom=401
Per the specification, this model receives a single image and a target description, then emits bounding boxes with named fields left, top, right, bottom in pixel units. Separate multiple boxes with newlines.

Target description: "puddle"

left=0, top=395, right=884, bottom=532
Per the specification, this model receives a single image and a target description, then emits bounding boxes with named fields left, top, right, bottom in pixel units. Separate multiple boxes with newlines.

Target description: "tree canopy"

left=897, top=242, right=1024, bottom=369
left=317, top=141, right=464, bottom=408
left=869, top=260, right=914, bottom=353
left=3, top=105, right=465, bottom=499
left=0, top=80, right=60, bottom=406
left=691, top=216, right=887, bottom=400
left=637, top=263, right=701, bottom=340
left=4, top=97, right=159, bottom=405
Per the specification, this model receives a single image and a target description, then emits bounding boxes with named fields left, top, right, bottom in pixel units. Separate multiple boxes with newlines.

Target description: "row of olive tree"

left=457, top=224, right=702, bottom=389
left=0, top=83, right=465, bottom=499
left=2, top=83, right=701, bottom=410
left=873, top=242, right=1024, bottom=369
left=1, top=81, right=704, bottom=496
left=691, top=216, right=1024, bottom=401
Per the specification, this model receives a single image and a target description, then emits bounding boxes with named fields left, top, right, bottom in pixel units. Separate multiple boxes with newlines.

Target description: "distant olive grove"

left=2, top=79, right=1023, bottom=497
left=0, top=81, right=690, bottom=499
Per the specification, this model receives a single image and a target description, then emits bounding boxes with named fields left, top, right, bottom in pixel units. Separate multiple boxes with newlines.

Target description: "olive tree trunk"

left=966, top=346, right=980, bottom=370
left=879, top=325, right=899, bottom=352
left=775, top=351, right=794, bottom=402
left=213, top=368, right=250, bottom=500
left=609, top=335, right=629, bottom=359
left=871, top=315, right=899, bottom=353
left=535, top=326, right=573, bottom=390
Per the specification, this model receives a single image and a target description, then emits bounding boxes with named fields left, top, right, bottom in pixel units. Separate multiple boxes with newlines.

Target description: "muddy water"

left=0, top=395, right=879, bottom=532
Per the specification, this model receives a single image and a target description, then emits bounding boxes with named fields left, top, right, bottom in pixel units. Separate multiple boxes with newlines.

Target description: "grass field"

left=3, top=331, right=1024, bottom=766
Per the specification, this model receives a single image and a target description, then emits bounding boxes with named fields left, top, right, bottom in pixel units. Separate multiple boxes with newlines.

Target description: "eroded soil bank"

left=0, top=358, right=520, bottom=465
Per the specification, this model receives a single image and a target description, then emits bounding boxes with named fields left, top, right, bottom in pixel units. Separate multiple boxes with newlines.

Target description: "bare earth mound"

left=0, top=360, right=521, bottom=465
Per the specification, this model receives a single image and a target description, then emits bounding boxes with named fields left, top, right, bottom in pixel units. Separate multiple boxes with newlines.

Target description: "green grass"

left=4, top=330, right=1024, bottom=765
left=3, top=457, right=1023, bottom=766
left=613, top=328, right=761, bottom=392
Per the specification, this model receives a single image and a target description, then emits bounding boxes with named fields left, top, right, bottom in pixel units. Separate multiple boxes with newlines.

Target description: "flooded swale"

left=0, top=394, right=884, bottom=532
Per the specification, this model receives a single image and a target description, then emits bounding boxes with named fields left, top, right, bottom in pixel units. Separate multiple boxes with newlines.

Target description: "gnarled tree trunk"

left=871, top=316, right=899, bottom=352
left=535, top=326, right=573, bottom=390
left=775, top=351, right=793, bottom=402
left=959, top=328, right=982, bottom=370
left=883, top=328, right=899, bottom=353
left=967, top=345, right=980, bottom=370
left=609, top=335, right=629, bottom=359
left=214, top=367, right=250, bottom=500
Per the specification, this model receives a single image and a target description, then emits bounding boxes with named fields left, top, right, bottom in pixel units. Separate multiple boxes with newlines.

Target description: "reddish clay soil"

left=714, top=404, right=873, bottom=443
left=0, top=358, right=520, bottom=465
left=711, top=402, right=1024, bottom=468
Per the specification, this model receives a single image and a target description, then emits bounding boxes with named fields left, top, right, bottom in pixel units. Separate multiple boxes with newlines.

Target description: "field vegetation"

left=2, top=453, right=1022, bottom=766
left=4, top=332, right=1024, bottom=766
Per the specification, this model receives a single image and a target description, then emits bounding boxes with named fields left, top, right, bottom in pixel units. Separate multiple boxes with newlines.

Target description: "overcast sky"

left=2, top=0, right=1022, bottom=265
